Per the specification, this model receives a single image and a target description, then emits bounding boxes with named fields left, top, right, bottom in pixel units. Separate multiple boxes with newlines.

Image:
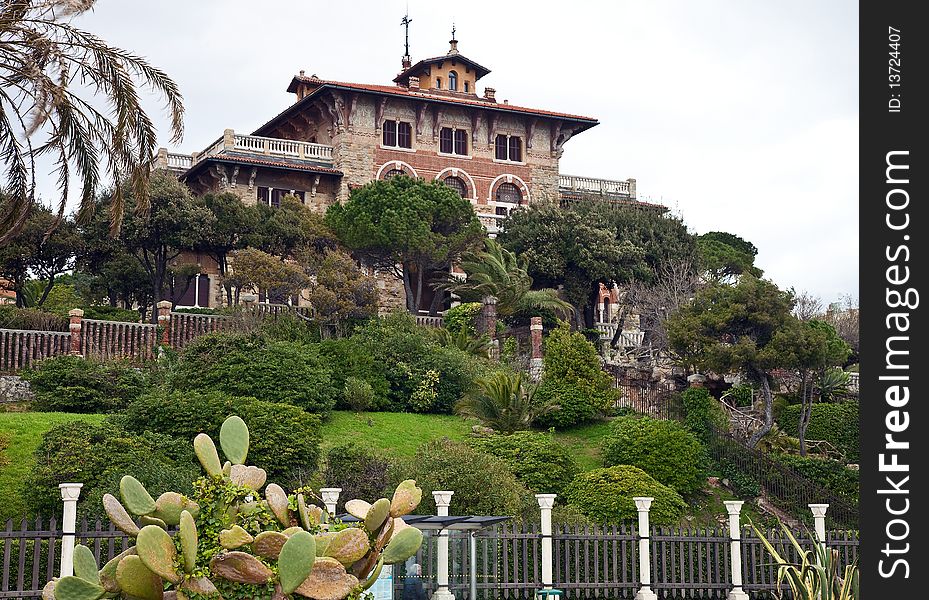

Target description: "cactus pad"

left=323, top=527, right=370, bottom=566
left=52, top=576, right=105, bottom=600
left=344, top=499, right=371, bottom=519
left=102, top=494, right=139, bottom=537
left=139, top=515, right=167, bottom=528
left=230, top=464, right=267, bottom=490
left=119, top=476, right=156, bottom=516
left=364, top=498, right=390, bottom=532
left=152, top=492, right=198, bottom=526
left=99, top=547, right=136, bottom=593
left=193, top=433, right=222, bottom=477
left=220, top=415, right=249, bottom=465
left=294, top=557, right=359, bottom=600
left=136, top=525, right=182, bottom=584
left=219, top=525, right=254, bottom=549
left=179, top=577, right=218, bottom=596
left=178, top=510, right=197, bottom=573
left=71, top=544, right=99, bottom=585
left=265, top=483, right=291, bottom=527
left=253, top=530, right=289, bottom=560
left=360, top=558, right=385, bottom=591
left=279, top=530, right=316, bottom=595
left=210, top=552, right=274, bottom=584
left=389, top=480, right=422, bottom=517
left=381, top=526, right=423, bottom=565
left=116, top=555, right=163, bottom=600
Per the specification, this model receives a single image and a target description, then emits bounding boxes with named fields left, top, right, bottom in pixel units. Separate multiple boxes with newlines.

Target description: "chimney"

left=484, top=87, right=496, bottom=102
left=402, top=55, right=412, bottom=70
left=299, top=69, right=305, bottom=77
left=448, top=38, right=459, bottom=55
left=409, top=76, right=420, bottom=90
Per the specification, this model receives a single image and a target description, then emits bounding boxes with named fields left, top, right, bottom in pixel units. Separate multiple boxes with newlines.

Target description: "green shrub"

left=717, top=458, right=761, bottom=498
left=80, top=306, right=142, bottom=323
left=0, top=306, right=67, bottom=330
left=24, top=421, right=197, bottom=519
left=774, top=454, right=859, bottom=502
left=725, top=384, right=754, bottom=407
left=323, top=443, right=399, bottom=513
left=171, top=332, right=337, bottom=414
left=778, top=402, right=859, bottom=461
left=23, top=355, right=150, bottom=413
left=443, top=302, right=482, bottom=335
left=601, top=416, right=706, bottom=495
left=470, top=431, right=578, bottom=495
left=41, top=284, right=81, bottom=313
left=317, top=338, right=392, bottom=410
left=533, top=325, right=616, bottom=428
left=120, top=391, right=322, bottom=485
left=354, top=312, right=485, bottom=414
left=680, top=387, right=729, bottom=443
left=343, top=376, right=375, bottom=412
left=408, top=439, right=534, bottom=518
left=564, top=466, right=687, bottom=525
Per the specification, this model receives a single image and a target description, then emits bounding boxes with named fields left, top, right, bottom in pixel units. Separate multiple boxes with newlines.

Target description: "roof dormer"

left=393, top=35, right=489, bottom=96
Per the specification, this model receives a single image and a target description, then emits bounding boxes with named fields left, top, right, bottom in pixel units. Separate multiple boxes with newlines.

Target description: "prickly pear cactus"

left=51, top=415, right=424, bottom=600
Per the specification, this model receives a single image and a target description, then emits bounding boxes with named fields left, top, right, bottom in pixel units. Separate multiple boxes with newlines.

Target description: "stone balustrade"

left=158, top=129, right=335, bottom=172
left=559, top=174, right=637, bottom=198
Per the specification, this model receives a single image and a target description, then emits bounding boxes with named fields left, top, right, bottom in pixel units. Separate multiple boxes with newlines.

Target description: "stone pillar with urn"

left=530, top=316, right=544, bottom=380
left=724, top=501, right=749, bottom=600
left=320, top=487, right=342, bottom=516
left=633, top=497, right=657, bottom=600
left=432, top=491, right=455, bottom=600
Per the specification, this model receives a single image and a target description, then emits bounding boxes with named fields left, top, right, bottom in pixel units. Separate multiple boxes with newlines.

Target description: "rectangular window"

left=292, top=190, right=306, bottom=204
left=508, top=136, right=523, bottom=162
left=495, top=134, right=508, bottom=160
left=440, top=127, right=453, bottom=154
left=382, top=120, right=396, bottom=147
left=454, top=129, right=468, bottom=155
left=257, top=186, right=269, bottom=205
left=271, top=188, right=288, bottom=208
left=436, top=77, right=442, bottom=89
left=397, top=122, right=412, bottom=148
left=464, top=81, right=470, bottom=93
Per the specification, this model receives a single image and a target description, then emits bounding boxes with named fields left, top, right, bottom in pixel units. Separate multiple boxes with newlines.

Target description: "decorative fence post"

left=320, top=487, right=342, bottom=516
left=633, top=497, right=657, bottom=600
left=530, top=316, right=544, bottom=381
left=68, top=309, right=83, bottom=355
left=157, top=300, right=173, bottom=347
left=432, top=491, right=455, bottom=600
left=724, top=501, right=749, bottom=600
left=536, top=494, right=556, bottom=590
left=480, top=296, right=498, bottom=361
left=59, top=483, right=83, bottom=577
left=809, top=504, right=829, bottom=549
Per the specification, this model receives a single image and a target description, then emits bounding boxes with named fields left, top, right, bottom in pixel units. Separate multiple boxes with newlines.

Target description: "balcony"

left=559, top=174, right=636, bottom=199
left=158, top=129, right=334, bottom=173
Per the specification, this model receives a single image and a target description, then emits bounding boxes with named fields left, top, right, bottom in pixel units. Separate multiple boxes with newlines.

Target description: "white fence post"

left=59, top=483, right=83, bottom=577
left=432, top=491, right=455, bottom=600
left=320, top=487, right=342, bottom=516
left=536, top=494, right=557, bottom=589
left=634, top=497, right=657, bottom=600
left=809, top=504, right=829, bottom=549
left=724, top=501, right=749, bottom=600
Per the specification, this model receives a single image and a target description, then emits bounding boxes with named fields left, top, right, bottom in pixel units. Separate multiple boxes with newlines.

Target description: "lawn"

left=0, top=411, right=107, bottom=521
left=319, top=411, right=478, bottom=458
left=552, top=420, right=614, bottom=471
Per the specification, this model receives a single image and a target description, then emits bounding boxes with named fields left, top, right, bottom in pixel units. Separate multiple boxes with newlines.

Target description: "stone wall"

left=0, top=375, right=33, bottom=404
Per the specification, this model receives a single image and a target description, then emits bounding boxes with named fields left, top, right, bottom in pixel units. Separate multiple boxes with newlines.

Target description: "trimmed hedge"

left=317, top=338, right=391, bottom=411
left=407, top=439, right=534, bottom=518
left=470, top=431, right=578, bottom=495
left=778, top=402, right=859, bottom=461
left=24, top=422, right=197, bottom=519
left=564, top=466, right=687, bottom=525
left=23, top=356, right=150, bottom=413
left=323, top=443, right=398, bottom=513
left=171, top=332, right=337, bottom=414
left=774, top=454, right=859, bottom=503
left=120, top=391, right=322, bottom=485
left=601, top=416, right=706, bottom=495
left=680, top=387, right=729, bottom=443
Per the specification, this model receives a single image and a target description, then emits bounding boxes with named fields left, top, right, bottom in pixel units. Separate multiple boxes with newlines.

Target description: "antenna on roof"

left=401, top=10, right=413, bottom=69
left=451, top=22, right=456, bottom=40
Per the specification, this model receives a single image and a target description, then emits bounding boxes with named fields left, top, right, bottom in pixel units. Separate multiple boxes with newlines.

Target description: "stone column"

left=223, top=128, right=235, bottom=150
left=724, top=501, right=749, bottom=600
left=480, top=296, right=498, bottom=360
left=536, top=494, right=557, bottom=589
left=68, top=309, right=83, bottom=356
left=156, top=300, right=173, bottom=346
left=530, top=317, right=544, bottom=381
left=633, top=497, right=657, bottom=600
left=686, top=373, right=707, bottom=388
left=809, top=504, right=829, bottom=550
left=432, top=491, right=455, bottom=600
left=320, top=488, right=342, bottom=516
left=59, top=483, right=83, bottom=578
left=156, top=147, right=169, bottom=169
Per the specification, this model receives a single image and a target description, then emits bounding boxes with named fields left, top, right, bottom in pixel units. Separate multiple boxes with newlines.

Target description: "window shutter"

left=508, top=136, right=522, bottom=162
left=440, top=127, right=453, bottom=153
left=454, top=129, right=468, bottom=155
left=398, top=122, right=412, bottom=148
left=495, top=135, right=508, bottom=160
left=383, top=120, right=396, bottom=146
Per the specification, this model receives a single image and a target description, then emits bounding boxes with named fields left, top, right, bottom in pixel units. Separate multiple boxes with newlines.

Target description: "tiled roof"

left=256, top=78, right=598, bottom=136
left=181, top=152, right=343, bottom=179
left=393, top=53, right=491, bottom=83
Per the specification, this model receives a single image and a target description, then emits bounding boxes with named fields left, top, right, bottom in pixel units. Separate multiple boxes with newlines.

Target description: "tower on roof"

left=449, top=23, right=458, bottom=55
left=393, top=30, right=488, bottom=96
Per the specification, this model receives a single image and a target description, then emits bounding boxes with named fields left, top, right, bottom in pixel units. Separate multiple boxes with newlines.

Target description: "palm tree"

left=0, top=0, right=184, bottom=243
left=455, top=370, right=557, bottom=433
left=440, top=238, right=573, bottom=319
left=432, top=326, right=492, bottom=357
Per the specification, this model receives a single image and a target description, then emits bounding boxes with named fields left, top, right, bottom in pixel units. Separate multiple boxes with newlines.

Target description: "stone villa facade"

left=158, top=36, right=656, bottom=311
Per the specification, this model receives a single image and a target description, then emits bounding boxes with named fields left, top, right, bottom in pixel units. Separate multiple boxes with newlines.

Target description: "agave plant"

left=455, top=370, right=557, bottom=433
left=45, top=415, right=425, bottom=600
left=750, top=521, right=859, bottom=600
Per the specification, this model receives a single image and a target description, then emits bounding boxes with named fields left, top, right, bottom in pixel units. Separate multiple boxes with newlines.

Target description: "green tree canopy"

left=326, top=176, right=484, bottom=314
left=697, top=231, right=762, bottom=281
left=666, top=276, right=796, bottom=446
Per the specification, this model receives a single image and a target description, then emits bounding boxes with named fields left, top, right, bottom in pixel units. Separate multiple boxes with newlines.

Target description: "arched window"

left=384, top=168, right=405, bottom=179
left=495, top=182, right=522, bottom=205
left=443, top=176, right=466, bottom=197
left=448, top=71, right=458, bottom=91
left=435, top=77, right=442, bottom=89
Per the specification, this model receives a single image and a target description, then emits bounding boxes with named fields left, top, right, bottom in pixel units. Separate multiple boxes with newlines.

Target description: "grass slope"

left=0, top=412, right=107, bottom=521
left=319, top=411, right=477, bottom=457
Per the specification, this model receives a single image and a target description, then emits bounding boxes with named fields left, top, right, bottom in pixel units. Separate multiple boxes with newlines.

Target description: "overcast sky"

left=52, top=0, right=858, bottom=303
